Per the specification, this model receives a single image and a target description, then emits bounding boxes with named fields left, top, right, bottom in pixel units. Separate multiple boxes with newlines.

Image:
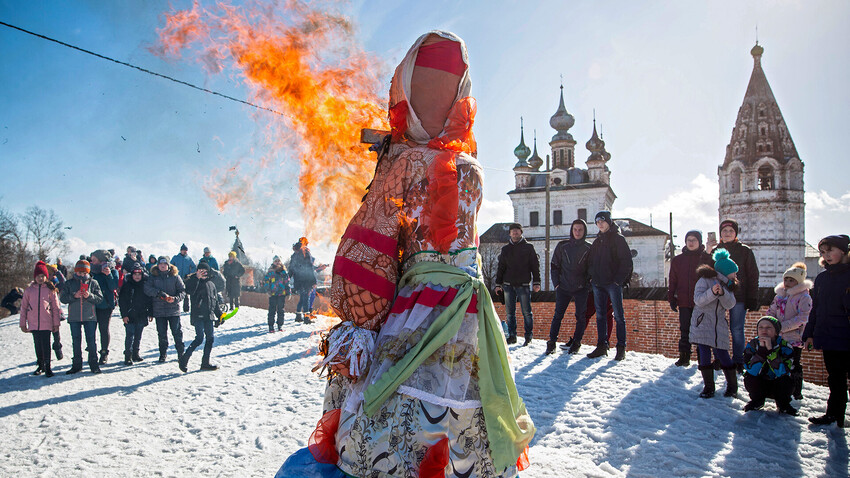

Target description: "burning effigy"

left=275, top=31, right=535, bottom=478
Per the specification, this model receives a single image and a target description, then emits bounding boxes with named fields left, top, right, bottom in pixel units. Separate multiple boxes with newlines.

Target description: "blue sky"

left=1, top=0, right=848, bottom=266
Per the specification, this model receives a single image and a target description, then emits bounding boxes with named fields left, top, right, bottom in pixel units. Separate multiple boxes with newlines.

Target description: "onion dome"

left=528, top=131, right=543, bottom=170
left=549, top=85, right=575, bottom=142
left=585, top=118, right=606, bottom=161
left=513, top=117, right=531, bottom=162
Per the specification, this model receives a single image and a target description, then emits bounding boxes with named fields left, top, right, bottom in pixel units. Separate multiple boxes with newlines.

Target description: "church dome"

left=528, top=132, right=543, bottom=170
left=549, top=85, right=575, bottom=142
left=513, top=118, right=531, bottom=161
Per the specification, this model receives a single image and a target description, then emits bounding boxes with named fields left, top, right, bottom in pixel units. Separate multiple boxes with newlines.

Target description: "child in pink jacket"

left=767, top=262, right=813, bottom=400
left=20, top=261, right=62, bottom=377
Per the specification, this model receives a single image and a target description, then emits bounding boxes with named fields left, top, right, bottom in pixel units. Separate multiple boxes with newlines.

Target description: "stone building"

left=718, top=43, right=814, bottom=286
left=480, top=86, right=669, bottom=289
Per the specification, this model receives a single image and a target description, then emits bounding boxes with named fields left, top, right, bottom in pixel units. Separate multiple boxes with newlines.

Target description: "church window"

left=577, top=208, right=587, bottom=222
left=567, top=149, right=573, bottom=167
left=739, top=125, right=747, bottom=139
left=759, top=124, right=768, bottom=137
left=758, top=165, right=774, bottom=190
left=758, top=103, right=767, bottom=119
left=730, top=169, right=742, bottom=193
left=530, top=211, right=539, bottom=227
left=765, top=142, right=772, bottom=153
left=553, top=210, right=563, bottom=225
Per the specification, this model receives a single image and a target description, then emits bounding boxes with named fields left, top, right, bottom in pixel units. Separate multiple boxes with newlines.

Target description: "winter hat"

left=33, top=260, right=49, bottom=279
left=74, top=260, right=91, bottom=274
left=149, top=254, right=156, bottom=262
left=757, top=316, right=781, bottom=335
left=272, top=255, right=281, bottom=262
left=719, top=219, right=739, bottom=236
left=508, top=223, right=522, bottom=232
left=685, top=230, right=703, bottom=245
left=783, top=262, right=807, bottom=285
left=228, top=251, right=237, bottom=258
left=818, top=234, right=850, bottom=254
left=157, top=256, right=169, bottom=265
left=197, top=261, right=211, bottom=271
left=131, top=262, right=145, bottom=273
left=180, top=244, right=188, bottom=251
left=203, top=247, right=211, bottom=254
left=712, top=249, right=738, bottom=277
left=594, top=211, right=613, bottom=226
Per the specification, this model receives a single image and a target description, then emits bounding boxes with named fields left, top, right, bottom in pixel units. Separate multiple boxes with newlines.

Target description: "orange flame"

left=155, top=1, right=388, bottom=243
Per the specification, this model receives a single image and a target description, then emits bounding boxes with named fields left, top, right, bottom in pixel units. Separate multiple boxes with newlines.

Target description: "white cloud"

left=477, top=198, right=513, bottom=232
left=806, top=190, right=850, bottom=212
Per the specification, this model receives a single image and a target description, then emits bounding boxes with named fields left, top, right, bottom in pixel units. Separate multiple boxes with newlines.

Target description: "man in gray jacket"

left=145, top=256, right=186, bottom=363
left=59, top=260, right=104, bottom=374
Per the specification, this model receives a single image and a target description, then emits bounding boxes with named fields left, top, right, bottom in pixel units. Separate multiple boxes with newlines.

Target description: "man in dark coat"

left=118, top=263, right=153, bottom=365
left=180, top=261, right=219, bottom=372
left=289, top=238, right=318, bottom=324
left=144, top=256, right=186, bottom=363
left=221, top=251, right=245, bottom=310
left=710, top=219, right=760, bottom=372
left=546, top=219, right=591, bottom=355
left=587, top=211, right=633, bottom=360
left=495, top=223, right=541, bottom=346
left=667, top=230, right=713, bottom=366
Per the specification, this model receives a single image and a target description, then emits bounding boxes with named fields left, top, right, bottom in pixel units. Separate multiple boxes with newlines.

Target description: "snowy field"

left=1, top=306, right=847, bottom=477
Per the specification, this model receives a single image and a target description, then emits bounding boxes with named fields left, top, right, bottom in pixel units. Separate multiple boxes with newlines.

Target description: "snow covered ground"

left=1, top=306, right=846, bottom=477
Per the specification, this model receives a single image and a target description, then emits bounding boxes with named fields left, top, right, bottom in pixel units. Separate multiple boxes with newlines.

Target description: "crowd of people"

left=9, top=237, right=327, bottom=376
left=497, top=215, right=849, bottom=428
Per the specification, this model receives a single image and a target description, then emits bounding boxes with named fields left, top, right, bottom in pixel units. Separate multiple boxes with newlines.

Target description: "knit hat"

left=508, top=223, right=522, bottom=231
left=685, top=230, right=703, bottom=245
left=782, top=262, right=807, bottom=285
left=272, top=255, right=281, bottom=262
left=74, top=260, right=91, bottom=274
left=228, top=251, right=237, bottom=258
left=34, top=260, right=49, bottom=279
left=197, top=261, right=211, bottom=271
left=757, top=316, right=781, bottom=335
left=157, top=256, right=169, bottom=265
left=719, top=219, right=739, bottom=236
left=180, top=243, right=188, bottom=251
left=818, top=234, right=850, bottom=254
left=712, top=249, right=738, bottom=277
left=203, top=247, right=211, bottom=253
left=594, top=210, right=613, bottom=226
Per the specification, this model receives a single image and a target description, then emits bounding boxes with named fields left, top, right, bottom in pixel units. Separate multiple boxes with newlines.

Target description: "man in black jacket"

left=546, top=219, right=591, bottom=355
left=587, top=211, right=633, bottom=361
left=495, top=223, right=541, bottom=346
left=180, top=261, right=219, bottom=372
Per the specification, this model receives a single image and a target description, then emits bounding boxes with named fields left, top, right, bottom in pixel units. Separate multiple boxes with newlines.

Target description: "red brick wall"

left=493, top=300, right=830, bottom=387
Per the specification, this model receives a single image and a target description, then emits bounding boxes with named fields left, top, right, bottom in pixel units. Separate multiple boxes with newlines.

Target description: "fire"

left=154, top=1, right=388, bottom=243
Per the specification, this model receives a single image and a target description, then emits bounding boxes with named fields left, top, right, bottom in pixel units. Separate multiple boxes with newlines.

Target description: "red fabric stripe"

left=341, top=224, right=398, bottom=258
left=389, top=286, right=481, bottom=315
left=332, top=257, right=396, bottom=301
left=415, top=40, right=466, bottom=76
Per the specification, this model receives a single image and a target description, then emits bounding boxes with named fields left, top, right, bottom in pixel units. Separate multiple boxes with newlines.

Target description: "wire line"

left=0, top=20, right=288, bottom=118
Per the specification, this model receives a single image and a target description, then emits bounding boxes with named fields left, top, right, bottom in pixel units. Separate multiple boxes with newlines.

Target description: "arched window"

left=758, top=165, right=774, bottom=190
left=730, top=168, right=742, bottom=193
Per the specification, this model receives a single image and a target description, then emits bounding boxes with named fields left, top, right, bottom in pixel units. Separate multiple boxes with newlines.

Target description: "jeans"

left=155, top=316, right=185, bottom=358
left=548, top=287, right=589, bottom=344
left=268, top=295, right=286, bottom=330
left=124, top=321, right=146, bottom=355
left=95, top=307, right=113, bottom=354
left=184, top=319, right=215, bottom=366
left=592, top=283, right=626, bottom=347
left=503, top=285, right=533, bottom=339
left=296, top=288, right=311, bottom=314
left=677, top=307, right=694, bottom=358
left=728, top=302, right=747, bottom=365
left=69, top=321, right=98, bottom=369
left=697, top=344, right=733, bottom=368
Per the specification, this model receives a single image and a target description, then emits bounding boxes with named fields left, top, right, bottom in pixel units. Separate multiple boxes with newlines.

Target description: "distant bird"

left=121, top=136, right=126, bottom=141
left=64, top=226, right=72, bottom=230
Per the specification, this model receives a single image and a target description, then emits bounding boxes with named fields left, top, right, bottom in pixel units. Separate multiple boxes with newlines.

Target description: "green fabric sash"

left=362, top=261, right=535, bottom=472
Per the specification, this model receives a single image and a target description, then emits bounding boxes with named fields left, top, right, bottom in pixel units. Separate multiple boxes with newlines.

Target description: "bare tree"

left=21, top=206, right=68, bottom=261
left=0, top=203, right=33, bottom=297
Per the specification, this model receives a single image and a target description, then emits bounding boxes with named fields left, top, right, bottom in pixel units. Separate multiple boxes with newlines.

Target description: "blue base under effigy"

left=274, top=447, right=350, bottom=478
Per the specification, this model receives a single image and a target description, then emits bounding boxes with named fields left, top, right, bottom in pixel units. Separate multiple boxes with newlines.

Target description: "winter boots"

left=699, top=365, right=715, bottom=398
left=506, top=335, right=517, bottom=345
left=545, top=341, right=556, bottom=355
left=587, top=344, right=608, bottom=359
left=200, top=362, right=218, bottom=371
left=295, top=313, right=303, bottom=323
left=522, top=337, right=532, bottom=347
left=560, top=337, right=575, bottom=351
left=808, top=414, right=845, bottom=428
left=568, top=342, right=582, bottom=354
left=124, top=353, right=133, bottom=366
left=614, top=345, right=626, bottom=361
left=722, top=366, right=738, bottom=398
left=303, top=311, right=315, bottom=324
left=674, top=351, right=690, bottom=367
left=53, top=340, right=63, bottom=360
left=99, top=350, right=109, bottom=365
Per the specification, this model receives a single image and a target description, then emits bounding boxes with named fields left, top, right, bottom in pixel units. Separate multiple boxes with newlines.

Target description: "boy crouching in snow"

left=743, top=316, right=797, bottom=415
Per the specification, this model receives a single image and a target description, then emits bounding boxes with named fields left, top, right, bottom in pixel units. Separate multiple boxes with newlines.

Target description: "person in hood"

left=119, top=263, right=153, bottom=365
left=145, top=254, right=157, bottom=273
left=59, top=260, right=104, bottom=374
left=20, top=261, right=62, bottom=377
left=495, top=223, right=541, bottom=346
left=121, top=246, right=140, bottom=277
left=767, top=261, right=812, bottom=400
left=710, top=219, right=760, bottom=372
left=171, top=244, right=196, bottom=313
left=279, top=31, right=534, bottom=478
left=222, top=251, right=245, bottom=311
left=90, top=253, right=120, bottom=365
left=180, top=261, right=219, bottom=372
left=2, top=287, right=24, bottom=315
left=803, top=234, right=850, bottom=428
left=289, top=238, right=319, bottom=324
left=264, top=256, right=289, bottom=332
left=145, top=256, right=186, bottom=363
left=202, top=247, right=219, bottom=271
left=587, top=211, right=633, bottom=360
left=667, top=230, right=713, bottom=366
left=690, top=250, right=739, bottom=399
left=546, top=219, right=591, bottom=355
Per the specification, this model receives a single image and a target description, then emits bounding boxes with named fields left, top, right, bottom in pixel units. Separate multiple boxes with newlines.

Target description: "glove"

left=669, top=299, right=678, bottom=312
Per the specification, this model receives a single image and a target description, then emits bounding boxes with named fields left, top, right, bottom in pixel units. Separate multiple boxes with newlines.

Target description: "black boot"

left=560, top=337, right=574, bottom=351
left=808, top=414, right=845, bottom=428
left=66, top=362, right=82, bottom=374
left=522, top=337, right=532, bottom=347
left=614, top=345, right=626, bottom=361
left=744, top=400, right=763, bottom=412
left=722, top=366, right=738, bottom=398
left=545, top=341, right=556, bottom=355
left=178, top=352, right=190, bottom=373
left=506, top=335, right=517, bottom=345
left=158, top=353, right=167, bottom=363
left=674, top=352, right=690, bottom=367
left=699, top=365, right=715, bottom=398
left=295, top=313, right=303, bottom=323
left=98, top=350, right=108, bottom=365
left=568, top=342, right=582, bottom=354
left=124, top=353, right=133, bottom=366
left=587, top=344, right=608, bottom=359
left=44, top=364, right=53, bottom=378
left=200, top=362, right=218, bottom=371
left=132, top=352, right=144, bottom=362
left=33, top=365, right=43, bottom=376
left=53, top=342, right=64, bottom=361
